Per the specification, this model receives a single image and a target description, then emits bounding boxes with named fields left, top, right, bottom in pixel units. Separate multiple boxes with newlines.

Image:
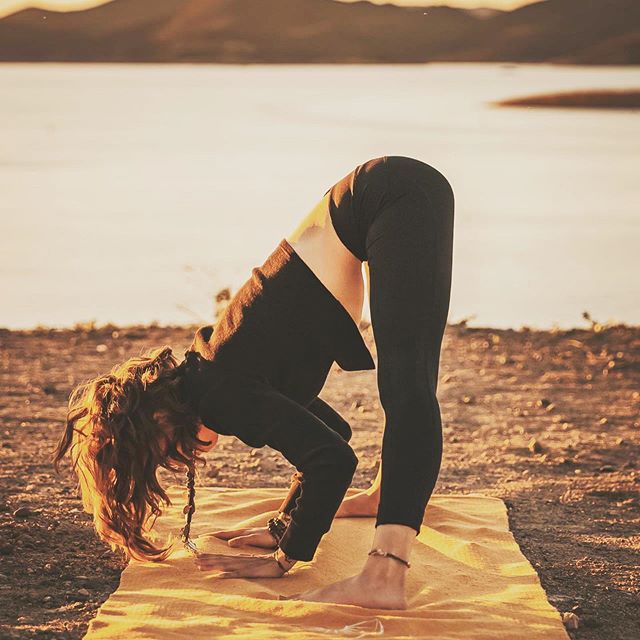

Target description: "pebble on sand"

left=527, top=437, right=544, bottom=454
left=562, top=611, right=580, bottom=630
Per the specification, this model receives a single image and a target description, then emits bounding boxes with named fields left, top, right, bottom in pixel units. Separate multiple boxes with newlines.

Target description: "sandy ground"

left=0, top=321, right=638, bottom=640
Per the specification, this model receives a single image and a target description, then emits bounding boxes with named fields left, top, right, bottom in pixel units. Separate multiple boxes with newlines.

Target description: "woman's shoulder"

left=181, top=353, right=277, bottom=447
left=182, top=339, right=263, bottom=389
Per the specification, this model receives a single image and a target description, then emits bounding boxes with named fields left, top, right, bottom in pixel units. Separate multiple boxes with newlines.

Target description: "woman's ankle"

left=361, top=555, right=409, bottom=586
left=358, top=562, right=408, bottom=609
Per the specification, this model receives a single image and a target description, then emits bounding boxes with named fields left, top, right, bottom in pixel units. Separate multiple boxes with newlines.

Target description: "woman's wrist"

left=274, top=547, right=298, bottom=573
left=267, top=513, right=291, bottom=546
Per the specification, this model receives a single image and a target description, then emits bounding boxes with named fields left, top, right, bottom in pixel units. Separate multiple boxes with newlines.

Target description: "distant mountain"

left=443, top=0, right=640, bottom=65
left=463, top=8, right=505, bottom=20
left=0, top=0, right=637, bottom=64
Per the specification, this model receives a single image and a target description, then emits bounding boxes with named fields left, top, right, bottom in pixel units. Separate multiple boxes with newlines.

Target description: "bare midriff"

left=285, top=192, right=366, bottom=327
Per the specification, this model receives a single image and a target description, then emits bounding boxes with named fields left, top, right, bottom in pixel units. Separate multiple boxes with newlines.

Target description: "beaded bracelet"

left=368, top=547, right=411, bottom=568
left=266, top=515, right=288, bottom=544
left=273, top=548, right=297, bottom=573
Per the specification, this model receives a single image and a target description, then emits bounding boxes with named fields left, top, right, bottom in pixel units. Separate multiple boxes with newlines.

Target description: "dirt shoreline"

left=0, top=322, right=638, bottom=639
left=495, top=89, right=640, bottom=109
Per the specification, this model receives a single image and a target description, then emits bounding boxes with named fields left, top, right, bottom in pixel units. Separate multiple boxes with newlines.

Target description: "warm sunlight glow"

left=80, top=487, right=570, bottom=639
left=0, top=0, right=536, bottom=19
left=340, top=0, right=532, bottom=7
left=0, top=0, right=104, bottom=17
left=286, top=192, right=332, bottom=244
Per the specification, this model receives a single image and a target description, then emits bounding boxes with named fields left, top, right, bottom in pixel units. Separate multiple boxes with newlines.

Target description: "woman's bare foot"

left=282, top=522, right=413, bottom=609
left=335, top=490, right=379, bottom=518
left=285, top=569, right=407, bottom=609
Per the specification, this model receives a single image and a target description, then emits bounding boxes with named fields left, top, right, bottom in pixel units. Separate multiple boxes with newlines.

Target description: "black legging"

left=278, top=155, right=455, bottom=533
left=276, top=396, right=353, bottom=514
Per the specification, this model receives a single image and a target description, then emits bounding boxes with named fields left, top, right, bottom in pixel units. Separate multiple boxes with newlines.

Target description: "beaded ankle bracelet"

left=368, top=548, right=411, bottom=568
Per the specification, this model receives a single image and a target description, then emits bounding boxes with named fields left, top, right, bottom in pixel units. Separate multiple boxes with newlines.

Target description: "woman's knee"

left=377, top=355, right=439, bottom=406
left=306, top=397, right=352, bottom=442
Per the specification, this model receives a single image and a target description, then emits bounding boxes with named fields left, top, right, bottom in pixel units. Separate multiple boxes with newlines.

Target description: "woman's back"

left=285, top=192, right=365, bottom=327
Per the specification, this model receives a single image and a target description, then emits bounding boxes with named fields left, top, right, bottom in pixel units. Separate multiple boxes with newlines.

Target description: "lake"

left=1, top=63, right=639, bottom=330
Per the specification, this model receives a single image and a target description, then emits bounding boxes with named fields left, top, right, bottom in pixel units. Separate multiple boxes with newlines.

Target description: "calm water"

left=1, top=63, right=639, bottom=330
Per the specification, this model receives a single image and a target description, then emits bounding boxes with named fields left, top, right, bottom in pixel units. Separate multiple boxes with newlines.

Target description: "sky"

left=0, top=0, right=535, bottom=19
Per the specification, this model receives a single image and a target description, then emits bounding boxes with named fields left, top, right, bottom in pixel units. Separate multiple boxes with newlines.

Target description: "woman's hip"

left=325, top=155, right=454, bottom=262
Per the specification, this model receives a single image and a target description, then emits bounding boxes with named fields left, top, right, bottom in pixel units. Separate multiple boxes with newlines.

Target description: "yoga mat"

left=84, top=486, right=569, bottom=640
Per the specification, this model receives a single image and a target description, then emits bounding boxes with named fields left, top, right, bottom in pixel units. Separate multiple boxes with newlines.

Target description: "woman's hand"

left=210, top=525, right=278, bottom=549
left=194, top=551, right=285, bottom=578
left=335, top=489, right=379, bottom=518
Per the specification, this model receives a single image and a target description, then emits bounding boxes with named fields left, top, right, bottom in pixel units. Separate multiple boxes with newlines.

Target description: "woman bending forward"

left=53, top=155, right=455, bottom=610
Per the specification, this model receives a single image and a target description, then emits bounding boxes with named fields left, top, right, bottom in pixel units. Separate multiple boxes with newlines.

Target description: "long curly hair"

left=52, top=345, right=209, bottom=562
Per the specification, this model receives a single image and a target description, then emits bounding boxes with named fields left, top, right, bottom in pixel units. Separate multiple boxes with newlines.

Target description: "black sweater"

left=179, top=238, right=375, bottom=560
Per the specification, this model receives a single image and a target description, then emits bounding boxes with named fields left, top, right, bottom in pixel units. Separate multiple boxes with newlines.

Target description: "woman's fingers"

left=228, top=532, right=277, bottom=548
left=210, top=527, right=251, bottom=540
left=211, top=527, right=277, bottom=548
left=193, top=552, right=284, bottom=578
left=195, top=553, right=240, bottom=570
left=196, top=551, right=254, bottom=565
left=195, top=552, right=264, bottom=571
left=227, top=534, right=260, bottom=547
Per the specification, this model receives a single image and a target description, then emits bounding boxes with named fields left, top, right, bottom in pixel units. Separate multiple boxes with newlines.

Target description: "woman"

left=53, top=155, right=455, bottom=610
